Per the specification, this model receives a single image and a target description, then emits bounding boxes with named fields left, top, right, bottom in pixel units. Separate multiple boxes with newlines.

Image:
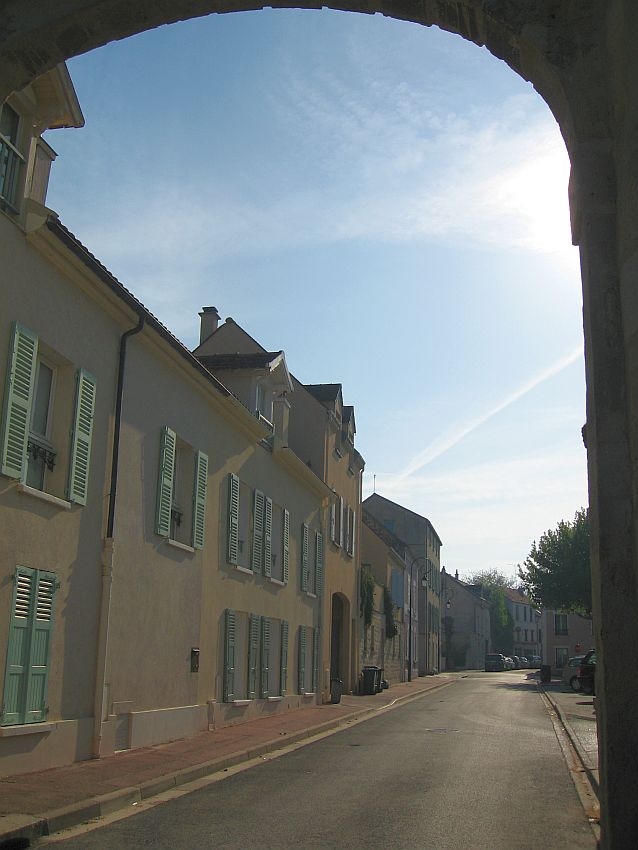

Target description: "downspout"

left=92, top=314, right=145, bottom=757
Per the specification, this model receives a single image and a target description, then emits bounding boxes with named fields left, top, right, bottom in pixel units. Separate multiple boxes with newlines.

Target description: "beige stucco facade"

left=192, top=314, right=365, bottom=702
left=0, top=77, right=331, bottom=775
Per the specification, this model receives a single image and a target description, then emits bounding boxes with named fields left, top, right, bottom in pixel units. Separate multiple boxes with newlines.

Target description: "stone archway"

left=2, top=3, right=638, bottom=847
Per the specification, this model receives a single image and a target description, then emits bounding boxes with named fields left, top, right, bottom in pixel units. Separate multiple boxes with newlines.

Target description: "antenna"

left=373, top=474, right=376, bottom=493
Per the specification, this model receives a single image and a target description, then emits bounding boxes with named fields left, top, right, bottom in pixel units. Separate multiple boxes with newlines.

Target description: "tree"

left=466, top=569, right=515, bottom=655
left=518, top=508, right=591, bottom=615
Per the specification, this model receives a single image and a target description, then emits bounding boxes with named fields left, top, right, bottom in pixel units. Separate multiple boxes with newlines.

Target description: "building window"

left=1, top=322, right=96, bottom=504
left=330, top=495, right=343, bottom=547
left=2, top=566, right=58, bottom=726
left=554, top=613, right=568, bottom=636
left=156, top=426, right=207, bottom=549
left=301, top=524, right=324, bottom=596
left=223, top=610, right=289, bottom=702
left=0, top=103, right=23, bottom=211
left=555, top=646, right=569, bottom=668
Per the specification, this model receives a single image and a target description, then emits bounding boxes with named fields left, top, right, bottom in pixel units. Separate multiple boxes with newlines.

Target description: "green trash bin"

left=362, top=666, right=378, bottom=695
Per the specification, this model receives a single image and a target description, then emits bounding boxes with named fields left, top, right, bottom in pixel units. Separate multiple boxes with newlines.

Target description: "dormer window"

left=0, top=103, right=23, bottom=212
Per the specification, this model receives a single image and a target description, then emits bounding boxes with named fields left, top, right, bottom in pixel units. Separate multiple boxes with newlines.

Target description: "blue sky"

left=44, top=9, right=588, bottom=580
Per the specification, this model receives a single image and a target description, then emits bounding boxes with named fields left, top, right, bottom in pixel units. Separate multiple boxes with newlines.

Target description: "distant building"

left=363, top=493, right=442, bottom=675
left=441, top=570, right=491, bottom=670
left=503, top=588, right=541, bottom=661
left=540, top=609, right=594, bottom=669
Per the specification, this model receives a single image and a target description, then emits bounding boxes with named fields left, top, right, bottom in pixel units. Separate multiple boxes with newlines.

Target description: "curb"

left=0, top=681, right=447, bottom=845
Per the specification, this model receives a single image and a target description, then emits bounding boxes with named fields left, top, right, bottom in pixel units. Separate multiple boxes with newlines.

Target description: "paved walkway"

left=539, top=677, right=599, bottom=793
left=0, top=672, right=599, bottom=846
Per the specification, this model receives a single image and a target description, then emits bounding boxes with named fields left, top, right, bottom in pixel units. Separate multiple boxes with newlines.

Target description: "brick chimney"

left=199, top=306, right=220, bottom=344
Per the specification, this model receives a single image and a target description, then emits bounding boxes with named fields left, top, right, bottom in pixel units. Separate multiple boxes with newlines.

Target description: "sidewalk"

left=0, top=677, right=450, bottom=845
left=539, top=677, right=599, bottom=794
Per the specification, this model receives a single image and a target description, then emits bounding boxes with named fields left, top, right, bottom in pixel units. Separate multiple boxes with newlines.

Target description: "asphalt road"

left=39, top=672, right=597, bottom=850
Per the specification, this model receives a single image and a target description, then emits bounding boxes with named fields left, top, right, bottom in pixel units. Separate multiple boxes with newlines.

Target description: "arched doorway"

left=2, top=4, right=637, bottom=846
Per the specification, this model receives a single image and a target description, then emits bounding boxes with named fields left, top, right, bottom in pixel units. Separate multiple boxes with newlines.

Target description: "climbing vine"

left=360, top=567, right=375, bottom=630
left=383, top=586, right=398, bottom=638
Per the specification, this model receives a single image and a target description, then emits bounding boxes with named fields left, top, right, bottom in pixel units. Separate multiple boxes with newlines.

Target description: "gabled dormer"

left=198, top=351, right=293, bottom=434
left=1, top=63, right=83, bottom=222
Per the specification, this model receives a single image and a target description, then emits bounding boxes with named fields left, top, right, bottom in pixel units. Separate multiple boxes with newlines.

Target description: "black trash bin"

left=362, top=666, right=379, bottom=695
left=540, top=664, right=551, bottom=683
left=330, top=678, right=343, bottom=704
left=375, top=667, right=384, bottom=693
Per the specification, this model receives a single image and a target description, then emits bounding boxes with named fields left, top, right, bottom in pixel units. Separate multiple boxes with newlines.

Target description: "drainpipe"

left=92, top=314, right=145, bottom=758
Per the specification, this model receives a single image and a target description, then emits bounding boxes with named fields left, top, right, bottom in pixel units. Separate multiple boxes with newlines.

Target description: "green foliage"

left=518, top=508, right=591, bottom=615
left=467, top=570, right=514, bottom=654
left=383, top=586, right=398, bottom=639
left=360, top=567, right=375, bottom=630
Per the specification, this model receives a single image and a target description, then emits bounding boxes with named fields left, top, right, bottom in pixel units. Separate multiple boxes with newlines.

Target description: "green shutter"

left=227, top=473, right=240, bottom=564
left=329, top=502, right=336, bottom=543
left=312, top=627, right=319, bottom=693
left=339, top=496, right=344, bottom=547
left=252, top=490, right=265, bottom=573
left=260, top=617, right=270, bottom=698
left=349, top=509, right=356, bottom=557
left=223, top=609, right=236, bottom=702
left=192, top=450, right=208, bottom=549
left=263, top=496, right=272, bottom=578
left=280, top=620, right=289, bottom=697
left=0, top=322, right=38, bottom=480
left=2, top=566, right=57, bottom=726
left=67, top=369, right=96, bottom=505
left=298, top=626, right=306, bottom=694
left=315, top=532, right=324, bottom=597
left=282, top=509, right=290, bottom=584
left=248, top=614, right=260, bottom=699
left=24, top=571, right=57, bottom=722
left=155, top=427, right=176, bottom=537
left=301, top=524, right=309, bottom=592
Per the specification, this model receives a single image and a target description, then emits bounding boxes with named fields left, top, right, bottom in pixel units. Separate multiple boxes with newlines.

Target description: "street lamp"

left=407, top=556, right=428, bottom=682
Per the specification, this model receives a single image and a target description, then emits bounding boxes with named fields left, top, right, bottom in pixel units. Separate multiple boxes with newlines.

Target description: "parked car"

left=485, top=653, right=506, bottom=672
left=512, top=655, right=521, bottom=669
left=562, top=655, right=586, bottom=691
left=504, top=656, right=514, bottom=670
left=519, top=656, right=529, bottom=668
left=578, top=649, right=597, bottom=694
left=529, top=655, right=541, bottom=668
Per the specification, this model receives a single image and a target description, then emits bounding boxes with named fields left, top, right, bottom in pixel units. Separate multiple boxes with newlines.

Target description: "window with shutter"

left=315, top=532, right=324, bottom=597
left=248, top=614, right=260, bottom=699
left=1, top=323, right=97, bottom=505
left=252, top=490, right=265, bottom=573
left=298, top=626, right=306, bottom=694
left=263, top=497, right=272, bottom=578
left=260, top=617, right=270, bottom=698
left=280, top=620, right=289, bottom=696
left=2, top=566, right=58, bottom=726
left=192, top=451, right=208, bottom=549
left=227, top=473, right=240, bottom=564
left=223, top=609, right=236, bottom=702
left=301, top=524, right=309, bottom=592
left=67, top=369, right=96, bottom=505
left=156, top=428, right=205, bottom=550
left=282, top=509, right=289, bottom=584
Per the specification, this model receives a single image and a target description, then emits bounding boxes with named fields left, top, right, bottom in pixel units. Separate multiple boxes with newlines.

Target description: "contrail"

left=395, top=345, right=583, bottom=481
